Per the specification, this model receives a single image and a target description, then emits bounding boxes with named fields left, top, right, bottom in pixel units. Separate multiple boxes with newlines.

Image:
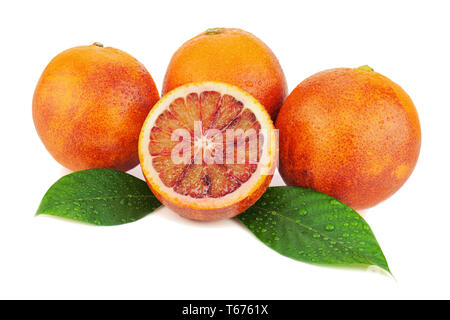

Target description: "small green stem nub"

left=357, top=65, right=374, bottom=72
left=92, top=42, right=104, bottom=48
left=205, top=28, right=224, bottom=35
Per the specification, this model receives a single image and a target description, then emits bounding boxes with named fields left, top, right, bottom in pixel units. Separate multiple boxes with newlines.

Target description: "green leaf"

left=36, top=168, right=161, bottom=226
left=237, top=186, right=390, bottom=273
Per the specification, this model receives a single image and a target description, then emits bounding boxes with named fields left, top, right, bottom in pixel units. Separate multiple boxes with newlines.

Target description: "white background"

left=1, top=0, right=449, bottom=299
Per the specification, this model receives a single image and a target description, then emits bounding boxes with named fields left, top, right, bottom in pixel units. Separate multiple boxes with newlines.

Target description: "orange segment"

left=149, top=127, right=178, bottom=156
left=226, top=163, right=257, bottom=183
left=200, top=91, right=221, bottom=130
left=169, top=96, right=201, bottom=133
left=151, top=156, right=187, bottom=188
left=214, top=95, right=244, bottom=130
left=173, top=164, right=207, bottom=198
left=206, top=165, right=241, bottom=198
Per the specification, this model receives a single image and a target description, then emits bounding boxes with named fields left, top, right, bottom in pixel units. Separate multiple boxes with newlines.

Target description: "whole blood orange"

left=33, top=43, right=160, bottom=171
left=139, top=82, right=277, bottom=221
left=276, top=66, right=421, bottom=210
left=162, top=28, right=287, bottom=120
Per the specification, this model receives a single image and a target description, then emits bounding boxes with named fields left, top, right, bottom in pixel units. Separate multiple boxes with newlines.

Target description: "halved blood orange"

left=139, top=82, right=277, bottom=221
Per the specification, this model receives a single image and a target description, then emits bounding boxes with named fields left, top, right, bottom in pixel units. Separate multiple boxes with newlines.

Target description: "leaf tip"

left=368, top=263, right=393, bottom=278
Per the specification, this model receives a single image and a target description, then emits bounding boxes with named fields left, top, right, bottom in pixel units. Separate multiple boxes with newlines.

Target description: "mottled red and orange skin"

left=276, top=68, right=421, bottom=210
left=144, top=174, right=273, bottom=221
left=162, top=28, right=287, bottom=120
left=33, top=44, right=160, bottom=171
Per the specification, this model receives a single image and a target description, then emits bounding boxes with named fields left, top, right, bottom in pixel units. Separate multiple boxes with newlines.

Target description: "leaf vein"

left=251, top=204, right=373, bottom=265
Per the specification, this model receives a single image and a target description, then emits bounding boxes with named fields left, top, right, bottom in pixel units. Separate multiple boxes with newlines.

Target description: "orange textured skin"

left=276, top=68, right=421, bottom=210
left=162, top=28, right=287, bottom=120
left=145, top=174, right=273, bottom=221
left=33, top=44, right=160, bottom=171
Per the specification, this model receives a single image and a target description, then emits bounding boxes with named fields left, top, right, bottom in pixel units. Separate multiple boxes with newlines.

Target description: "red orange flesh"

left=139, top=82, right=277, bottom=221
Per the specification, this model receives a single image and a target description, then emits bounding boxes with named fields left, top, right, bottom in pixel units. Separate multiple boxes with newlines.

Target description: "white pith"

left=139, top=81, right=277, bottom=210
